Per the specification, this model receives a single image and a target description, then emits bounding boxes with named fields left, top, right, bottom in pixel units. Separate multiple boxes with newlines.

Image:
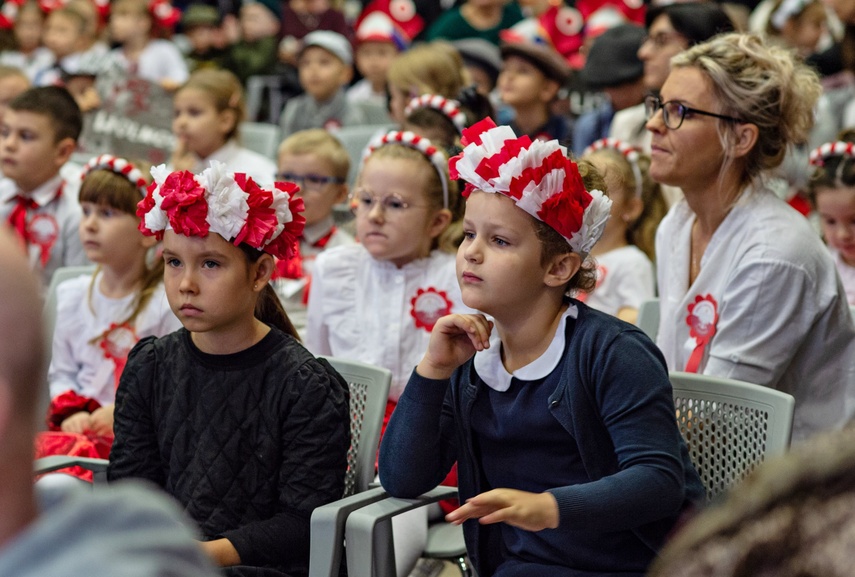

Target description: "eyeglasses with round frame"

left=350, top=188, right=431, bottom=218
left=644, top=95, right=745, bottom=130
left=276, top=172, right=345, bottom=192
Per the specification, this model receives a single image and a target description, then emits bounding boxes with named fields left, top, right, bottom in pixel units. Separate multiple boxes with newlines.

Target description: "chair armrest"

left=34, top=456, right=109, bottom=475
left=309, top=487, right=389, bottom=577
left=344, top=486, right=459, bottom=577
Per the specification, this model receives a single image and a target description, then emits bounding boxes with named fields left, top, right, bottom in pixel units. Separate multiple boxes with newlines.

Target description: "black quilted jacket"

left=108, top=327, right=350, bottom=577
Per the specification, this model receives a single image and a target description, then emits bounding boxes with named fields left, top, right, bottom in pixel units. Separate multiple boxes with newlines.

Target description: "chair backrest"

left=637, top=298, right=659, bottom=341
left=670, top=371, right=795, bottom=503
left=240, top=121, right=282, bottom=160
left=330, top=124, right=395, bottom=186
left=321, top=356, right=391, bottom=497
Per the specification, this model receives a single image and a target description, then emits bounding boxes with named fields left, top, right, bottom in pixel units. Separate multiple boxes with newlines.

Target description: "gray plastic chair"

left=329, top=124, right=395, bottom=187
left=240, top=121, right=282, bottom=160
left=670, top=371, right=795, bottom=503
left=309, top=356, right=392, bottom=577
left=636, top=298, right=659, bottom=341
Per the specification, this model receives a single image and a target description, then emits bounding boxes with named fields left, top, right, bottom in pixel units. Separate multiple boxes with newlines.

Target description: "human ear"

left=217, top=108, right=238, bottom=138
left=623, top=195, right=644, bottom=223
left=253, top=253, right=275, bottom=289
left=544, top=252, right=582, bottom=287
left=332, top=183, right=348, bottom=205
left=141, top=234, right=158, bottom=249
left=730, top=122, right=759, bottom=160
left=540, top=79, right=560, bottom=104
left=54, top=137, right=76, bottom=166
left=427, top=208, right=453, bottom=240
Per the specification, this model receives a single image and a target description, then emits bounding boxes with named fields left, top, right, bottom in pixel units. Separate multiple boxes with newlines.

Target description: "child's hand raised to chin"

left=416, top=313, right=493, bottom=380
left=170, top=137, right=198, bottom=172
left=446, top=488, right=560, bottom=532
left=60, top=411, right=93, bottom=434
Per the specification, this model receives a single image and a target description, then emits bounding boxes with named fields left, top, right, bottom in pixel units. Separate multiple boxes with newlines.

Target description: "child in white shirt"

left=580, top=138, right=667, bottom=323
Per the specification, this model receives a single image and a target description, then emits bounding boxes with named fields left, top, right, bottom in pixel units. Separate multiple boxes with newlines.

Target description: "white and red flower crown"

left=81, top=154, right=149, bottom=197
left=136, top=162, right=305, bottom=260
left=809, top=141, right=855, bottom=167
left=450, top=118, right=611, bottom=255
left=363, top=130, right=449, bottom=209
left=583, top=137, right=643, bottom=198
left=404, top=94, right=467, bottom=135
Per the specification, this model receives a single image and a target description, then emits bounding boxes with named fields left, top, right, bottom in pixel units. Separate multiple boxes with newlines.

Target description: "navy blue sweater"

left=379, top=303, right=704, bottom=576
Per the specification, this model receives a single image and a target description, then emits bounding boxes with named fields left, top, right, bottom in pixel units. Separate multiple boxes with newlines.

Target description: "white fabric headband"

left=583, top=138, right=643, bottom=198
left=81, top=154, right=149, bottom=197
left=404, top=94, right=467, bottom=134
left=809, top=141, right=855, bottom=166
left=363, top=130, right=449, bottom=209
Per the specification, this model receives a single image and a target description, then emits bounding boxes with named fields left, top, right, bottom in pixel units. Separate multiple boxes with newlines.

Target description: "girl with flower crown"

left=809, top=134, right=855, bottom=304
left=108, top=162, right=350, bottom=576
left=579, top=138, right=666, bottom=324
left=306, top=130, right=468, bottom=576
left=379, top=118, right=704, bottom=577
left=37, top=155, right=181, bottom=477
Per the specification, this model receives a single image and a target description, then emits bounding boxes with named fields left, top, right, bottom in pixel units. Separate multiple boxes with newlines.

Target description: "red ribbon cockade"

left=685, top=294, right=718, bottom=373
left=410, top=287, right=453, bottom=332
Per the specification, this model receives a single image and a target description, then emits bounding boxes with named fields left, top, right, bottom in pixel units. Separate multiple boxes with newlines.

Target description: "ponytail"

left=255, top=284, right=301, bottom=342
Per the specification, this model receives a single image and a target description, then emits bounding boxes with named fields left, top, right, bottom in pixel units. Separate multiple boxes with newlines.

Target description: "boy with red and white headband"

left=379, top=118, right=703, bottom=577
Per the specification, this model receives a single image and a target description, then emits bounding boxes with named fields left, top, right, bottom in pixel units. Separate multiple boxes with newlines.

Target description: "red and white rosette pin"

left=685, top=294, right=718, bottom=373
left=99, top=323, right=139, bottom=390
left=27, top=214, right=59, bottom=268
left=410, top=287, right=453, bottom=332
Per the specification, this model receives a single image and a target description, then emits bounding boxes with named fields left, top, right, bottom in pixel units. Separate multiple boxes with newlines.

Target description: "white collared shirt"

left=0, top=168, right=88, bottom=286
left=474, top=305, right=578, bottom=392
left=48, top=271, right=181, bottom=406
left=108, top=39, right=188, bottom=84
left=656, top=185, right=855, bottom=442
left=307, top=244, right=468, bottom=401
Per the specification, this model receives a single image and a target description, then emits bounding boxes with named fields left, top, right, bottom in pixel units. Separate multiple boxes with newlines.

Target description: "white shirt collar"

left=195, top=140, right=239, bottom=171
left=303, top=215, right=336, bottom=245
left=474, top=304, right=578, bottom=392
left=0, top=174, right=64, bottom=207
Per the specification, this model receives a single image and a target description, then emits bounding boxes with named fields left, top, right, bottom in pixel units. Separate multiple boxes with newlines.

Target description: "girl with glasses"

left=649, top=33, right=855, bottom=443
left=306, top=131, right=467, bottom=575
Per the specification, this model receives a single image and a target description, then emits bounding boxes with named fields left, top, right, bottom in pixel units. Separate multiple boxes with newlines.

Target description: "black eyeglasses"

left=644, top=95, right=745, bottom=130
left=276, top=172, right=345, bottom=191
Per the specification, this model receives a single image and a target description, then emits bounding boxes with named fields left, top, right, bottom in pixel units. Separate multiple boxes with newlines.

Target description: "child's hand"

left=170, top=137, right=198, bottom=172
left=416, top=314, right=493, bottom=380
left=89, top=404, right=115, bottom=436
left=446, top=488, right=559, bottom=532
left=60, top=411, right=92, bottom=434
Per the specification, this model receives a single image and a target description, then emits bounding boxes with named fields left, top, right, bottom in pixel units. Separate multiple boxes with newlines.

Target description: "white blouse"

left=306, top=244, right=468, bottom=401
left=48, top=272, right=182, bottom=406
left=656, top=186, right=855, bottom=442
left=830, top=247, right=855, bottom=306
left=582, top=245, right=655, bottom=318
left=192, top=140, right=278, bottom=187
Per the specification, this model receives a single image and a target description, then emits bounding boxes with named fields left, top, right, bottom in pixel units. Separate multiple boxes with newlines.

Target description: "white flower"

left=199, top=161, right=249, bottom=241
left=569, top=189, right=612, bottom=255
left=267, top=186, right=295, bottom=243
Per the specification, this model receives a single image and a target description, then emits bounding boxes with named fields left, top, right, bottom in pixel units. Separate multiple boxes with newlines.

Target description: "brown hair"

left=403, top=107, right=460, bottom=150
left=808, top=130, right=855, bottom=205
left=277, top=128, right=350, bottom=181
left=238, top=244, right=300, bottom=341
left=534, top=159, right=607, bottom=296
left=177, top=69, right=245, bottom=142
left=80, top=167, right=165, bottom=341
left=584, top=148, right=667, bottom=262
left=388, top=42, right=467, bottom=99
left=360, top=144, right=463, bottom=252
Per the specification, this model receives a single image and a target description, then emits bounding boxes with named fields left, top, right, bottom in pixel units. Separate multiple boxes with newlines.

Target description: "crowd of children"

left=6, top=0, right=855, bottom=575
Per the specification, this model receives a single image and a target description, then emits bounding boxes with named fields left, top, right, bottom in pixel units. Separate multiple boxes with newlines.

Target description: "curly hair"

left=671, top=33, right=821, bottom=185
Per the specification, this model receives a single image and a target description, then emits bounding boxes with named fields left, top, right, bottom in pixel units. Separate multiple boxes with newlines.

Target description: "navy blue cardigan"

left=379, top=303, right=704, bottom=576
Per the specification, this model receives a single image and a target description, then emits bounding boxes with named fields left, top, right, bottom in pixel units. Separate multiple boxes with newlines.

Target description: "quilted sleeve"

left=107, top=337, right=166, bottom=487
left=221, top=359, right=350, bottom=569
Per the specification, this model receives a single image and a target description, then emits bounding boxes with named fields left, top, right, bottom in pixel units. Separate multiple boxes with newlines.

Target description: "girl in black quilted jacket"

left=108, top=162, right=351, bottom=577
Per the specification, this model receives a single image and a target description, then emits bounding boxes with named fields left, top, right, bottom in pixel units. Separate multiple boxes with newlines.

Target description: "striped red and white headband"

left=404, top=94, right=467, bottom=135
left=809, top=141, right=855, bottom=167
left=81, top=154, right=149, bottom=197
left=450, top=118, right=611, bottom=256
left=583, top=138, right=643, bottom=198
left=363, top=130, right=449, bottom=209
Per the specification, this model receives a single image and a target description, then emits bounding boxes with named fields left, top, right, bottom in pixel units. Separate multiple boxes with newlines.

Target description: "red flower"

left=264, top=192, right=306, bottom=260
left=460, top=117, right=497, bottom=147
left=537, top=181, right=592, bottom=240
left=233, top=174, right=278, bottom=249
left=136, top=181, right=158, bottom=236
left=160, top=171, right=209, bottom=237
